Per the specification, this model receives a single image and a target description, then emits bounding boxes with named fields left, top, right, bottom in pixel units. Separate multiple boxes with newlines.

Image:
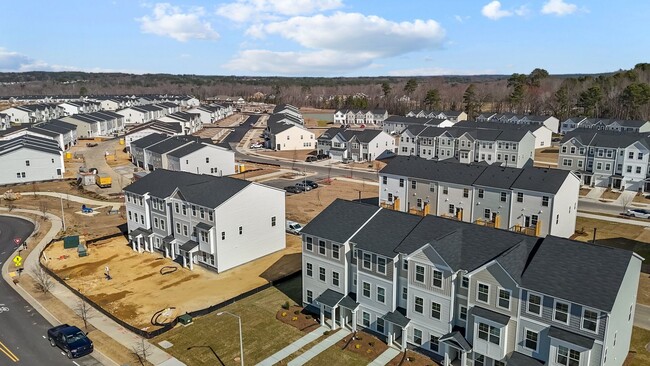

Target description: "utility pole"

left=592, top=228, right=597, bottom=244
left=60, top=195, right=66, bottom=231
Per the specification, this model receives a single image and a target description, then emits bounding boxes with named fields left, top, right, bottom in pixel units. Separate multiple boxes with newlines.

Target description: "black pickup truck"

left=47, top=324, right=94, bottom=359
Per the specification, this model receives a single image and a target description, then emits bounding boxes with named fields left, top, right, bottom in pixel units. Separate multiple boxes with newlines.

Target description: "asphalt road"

left=0, top=216, right=102, bottom=366
left=221, top=114, right=261, bottom=144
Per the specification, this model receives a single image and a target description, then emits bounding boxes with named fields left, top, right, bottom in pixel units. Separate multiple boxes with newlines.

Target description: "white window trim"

left=362, top=253, right=372, bottom=270
left=580, top=307, right=600, bottom=334
left=432, top=269, right=443, bottom=289
left=497, top=287, right=512, bottom=311
left=476, top=281, right=490, bottom=304
left=377, top=286, right=386, bottom=304
left=377, top=257, right=387, bottom=275
left=459, top=305, right=468, bottom=321
left=362, top=281, right=371, bottom=299
left=523, top=328, right=539, bottom=353
left=553, top=299, right=571, bottom=325
left=461, top=276, right=469, bottom=288
left=414, top=264, right=426, bottom=284
left=527, top=292, right=543, bottom=316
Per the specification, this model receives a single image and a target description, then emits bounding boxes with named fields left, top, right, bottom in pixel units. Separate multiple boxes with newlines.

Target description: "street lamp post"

left=217, top=311, right=244, bottom=366
left=59, top=195, right=66, bottom=231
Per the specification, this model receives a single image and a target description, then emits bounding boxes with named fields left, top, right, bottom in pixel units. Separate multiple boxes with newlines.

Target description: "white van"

left=286, top=221, right=303, bottom=235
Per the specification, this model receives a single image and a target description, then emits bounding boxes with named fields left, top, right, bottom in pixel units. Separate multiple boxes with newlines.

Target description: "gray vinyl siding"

left=470, top=264, right=520, bottom=317
left=357, top=271, right=394, bottom=313
left=357, top=249, right=394, bottom=281
left=408, top=286, right=451, bottom=337
left=406, top=178, right=438, bottom=214
left=303, top=235, right=344, bottom=265
left=520, top=290, right=606, bottom=341
left=472, top=186, right=510, bottom=229
left=517, top=318, right=551, bottom=361
left=409, top=251, right=451, bottom=297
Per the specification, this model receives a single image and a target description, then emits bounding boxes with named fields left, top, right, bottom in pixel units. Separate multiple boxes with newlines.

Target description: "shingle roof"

left=301, top=199, right=379, bottom=243
left=510, top=167, right=571, bottom=194
left=507, top=352, right=545, bottom=366
left=352, top=209, right=422, bottom=257
left=315, top=289, right=345, bottom=307
left=124, top=169, right=252, bottom=208
left=380, top=156, right=488, bottom=186
left=548, top=326, right=595, bottom=349
left=166, top=142, right=206, bottom=158
left=473, top=165, right=524, bottom=189
left=131, top=133, right=170, bottom=149
left=471, top=306, right=510, bottom=326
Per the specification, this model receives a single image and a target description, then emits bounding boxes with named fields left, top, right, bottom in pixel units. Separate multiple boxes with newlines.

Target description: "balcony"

left=380, top=201, right=395, bottom=210
left=510, top=224, right=540, bottom=237
left=474, top=219, right=496, bottom=228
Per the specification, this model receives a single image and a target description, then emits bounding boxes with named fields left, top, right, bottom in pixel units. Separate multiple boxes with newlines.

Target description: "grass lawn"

left=304, top=342, right=370, bottom=366
left=627, top=327, right=650, bottom=366
left=574, top=217, right=650, bottom=261
left=153, top=276, right=311, bottom=366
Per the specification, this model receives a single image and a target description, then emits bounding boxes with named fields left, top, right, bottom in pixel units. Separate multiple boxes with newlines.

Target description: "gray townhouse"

left=383, top=116, right=456, bottom=135
left=157, top=111, right=203, bottom=134
left=0, top=134, right=64, bottom=185
left=302, top=199, right=642, bottom=366
left=273, top=104, right=304, bottom=123
left=406, top=110, right=468, bottom=123
left=476, top=113, right=560, bottom=134
left=61, top=110, right=125, bottom=137
left=557, top=130, right=650, bottom=191
left=398, top=125, right=535, bottom=169
left=125, top=121, right=183, bottom=150
left=1, top=103, right=65, bottom=124
left=560, top=117, right=650, bottom=135
left=124, top=169, right=285, bottom=272
left=317, top=127, right=396, bottom=162
left=379, top=156, right=580, bottom=238
left=455, top=121, right=553, bottom=150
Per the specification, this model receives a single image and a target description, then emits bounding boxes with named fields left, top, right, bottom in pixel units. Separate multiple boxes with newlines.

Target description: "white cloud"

left=482, top=1, right=512, bottom=20
left=388, top=67, right=497, bottom=77
left=224, top=49, right=371, bottom=75
left=0, top=47, right=138, bottom=73
left=514, top=5, right=530, bottom=16
left=137, top=3, right=219, bottom=42
left=216, top=0, right=343, bottom=22
left=541, top=0, right=578, bottom=16
left=454, top=15, right=470, bottom=23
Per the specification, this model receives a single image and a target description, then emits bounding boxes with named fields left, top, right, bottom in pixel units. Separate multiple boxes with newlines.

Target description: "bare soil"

left=339, top=331, right=389, bottom=362
left=601, top=190, right=622, bottom=201
left=43, top=234, right=301, bottom=330
left=258, top=149, right=317, bottom=161
left=276, top=306, right=320, bottom=333
left=386, top=350, right=440, bottom=366
left=579, top=188, right=591, bottom=196
left=633, top=194, right=650, bottom=204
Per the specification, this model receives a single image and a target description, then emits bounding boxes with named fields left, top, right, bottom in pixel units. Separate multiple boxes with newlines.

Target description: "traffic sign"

left=13, top=255, right=22, bottom=267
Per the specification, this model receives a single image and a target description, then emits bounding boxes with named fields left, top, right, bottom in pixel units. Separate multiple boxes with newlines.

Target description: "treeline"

left=0, top=64, right=649, bottom=120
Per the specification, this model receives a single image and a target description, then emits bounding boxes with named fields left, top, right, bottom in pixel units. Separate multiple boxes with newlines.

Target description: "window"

left=25, top=160, right=30, bottom=166
left=448, top=204, right=455, bottom=214
left=306, top=290, right=313, bottom=303
left=387, top=193, right=393, bottom=202
left=524, top=329, right=538, bottom=351
left=477, top=283, right=489, bottom=303
left=478, top=189, right=484, bottom=198
left=182, top=225, right=188, bottom=236
left=461, top=276, right=469, bottom=288
left=474, top=354, right=484, bottom=366
left=363, top=253, right=371, bottom=269
left=175, top=203, right=180, bottom=213
left=363, top=282, right=371, bottom=298
left=554, top=301, right=570, bottom=324
left=399, top=179, right=404, bottom=187
left=332, top=244, right=340, bottom=260
left=319, top=267, right=326, bottom=282
left=362, top=312, right=370, bottom=327
left=377, top=257, right=386, bottom=274
left=239, top=226, right=243, bottom=235
left=411, top=180, right=416, bottom=189
left=160, top=220, right=165, bottom=230
left=432, top=270, right=443, bottom=288
left=208, top=211, right=213, bottom=221
left=431, top=302, right=441, bottom=319
left=182, top=205, right=187, bottom=215
left=443, top=186, right=448, bottom=195
left=192, top=205, right=197, bottom=216
left=478, top=323, right=500, bottom=345
left=199, top=207, right=205, bottom=219
left=528, top=293, right=542, bottom=315
left=403, top=259, right=408, bottom=271
left=494, top=361, right=505, bottom=366
left=542, top=196, right=549, bottom=207
left=153, top=218, right=159, bottom=228
left=463, top=188, right=469, bottom=198
left=376, top=318, right=385, bottom=334
left=639, top=152, right=644, bottom=160
left=637, top=166, right=642, bottom=174
left=429, top=183, right=435, bottom=192
left=629, top=151, right=635, bottom=159
left=306, top=263, right=313, bottom=277
left=413, top=328, right=422, bottom=345
left=382, top=176, right=387, bottom=185
left=332, top=271, right=340, bottom=286
left=582, top=309, right=598, bottom=332
left=271, top=216, right=276, bottom=227
left=557, top=346, right=580, bottom=366
left=414, top=297, right=424, bottom=313
left=319, top=240, right=326, bottom=255
left=500, top=192, right=507, bottom=202
left=459, top=305, right=468, bottom=320
left=484, top=209, right=491, bottom=219
left=430, top=335, right=439, bottom=353
left=377, top=287, right=386, bottom=303
left=415, top=265, right=425, bottom=283
left=305, top=237, right=313, bottom=251
left=498, top=289, right=511, bottom=310
left=402, top=287, right=408, bottom=301
left=221, top=231, right=226, bottom=240
left=517, top=192, right=524, bottom=203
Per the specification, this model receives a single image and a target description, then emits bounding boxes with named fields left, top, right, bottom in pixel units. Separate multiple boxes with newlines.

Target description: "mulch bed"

left=386, top=349, right=440, bottom=366
left=276, top=306, right=320, bottom=332
left=338, top=331, right=389, bottom=361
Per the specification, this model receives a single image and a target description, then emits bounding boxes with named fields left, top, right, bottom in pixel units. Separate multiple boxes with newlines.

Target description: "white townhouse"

left=383, top=116, right=455, bottom=135
left=35, top=120, right=78, bottom=150
left=97, top=98, right=122, bottom=111
left=187, top=104, right=231, bottom=125
left=0, top=122, right=77, bottom=151
left=317, top=127, right=396, bottom=161
left=1, top=104, right=64, bottom=124
left=477, top=113, right=560, bottom=134
left=157, top=111, right=202, bottom=134
left=0, top=113, right=10, bottom=130
left=116, top=105, right=167, bottom=125
left=61, top=111, right=124, bottom=138
left=301, top=198, right=641, bottom=366
left=273, top=104, right=304, bottom=124
left=379, top=156, right=580, bottom=238
left=560, top=117, right=650, bottom=135
left=124, top=169, right=285, bottom=272
left=558, top=130, right=650, bottom=191
left=58, top=101, right=101, bottom=116
left=264, top=113, right=315, bottom=151
left=333, top=109, right=389, bottom=126
left=0, top=135, right=64, bottom=185
left=125, top=121, right=183, bottom=150
left=406, top=110, right=468, bottom=123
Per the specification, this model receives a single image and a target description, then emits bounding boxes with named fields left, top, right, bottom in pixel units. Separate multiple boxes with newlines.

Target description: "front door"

left=455, top=207, right=463, bottom=221
left=584, top=175, right=592, bottom=186
left=276, top=144, right=281, bottom=150
left=524, top=216, right=531, bottom=227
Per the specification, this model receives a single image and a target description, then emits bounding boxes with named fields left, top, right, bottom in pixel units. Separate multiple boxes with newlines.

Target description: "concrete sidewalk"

left=585, top=187, right=605, bottom=199
left=0, top=208, right=185, bottom=366
left=20, top=191, right=124, bottom=212
left=577, top=212, right=650, bottom=227
left=287, top=328, right=351, bottom=366
left=368, top=347, right=401, bottom=366
left=256, top=326, right=328, bottom=366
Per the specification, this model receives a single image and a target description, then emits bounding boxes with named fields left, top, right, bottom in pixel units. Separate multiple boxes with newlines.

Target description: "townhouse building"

left=333, top=109, right=390, bottom=126
left=406, top=110, right=468, bottom=123
left=398, top=125, right=536, bottom=168
left=317, top=127, right=396, bottom=162
left=379, top=156, right=579, bottom=238
left=116, top=105, right=168, bottom=125
left=125, top=121, right=183, bottom=150
left=61, top=111, right=125, bottom=137
left=455, top=121, right=552, bottom=150
left=1, top=104, right=65, bottom=124
left=0, top=120, right=77, bottom=151
left=560, top=117, right=650, bottom=135
left=124, top=169, right=285, bottom=272
left=35, top=120, right=78, bottom=149
left=557, top=130, right=650, bottom=191
left=264, top=110, right=315, bottom=151
left=273, top=104, right=304, bottom=123
left=187, top=104, right=233, bottom=125
left=0, top=113, right=10, bottom=130
left=384, top=116, right=456, bottom=135
left=302, top=199, right=641, bottom=366
left=157, top=111, right=202, bottom=134
left=0, top=135, right=64, bottom=185
left=58, top=101, right=101, bottom=116
left=476, top=113, right=560, bottom=134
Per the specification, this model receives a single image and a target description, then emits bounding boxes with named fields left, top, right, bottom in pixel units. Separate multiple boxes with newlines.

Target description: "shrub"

left=323, top=330, right=331, bottom=336
left=294, top=310, right=300, bottom=315
left=292, top=316, right=298, bottom=321
left=281, top=312, right=287, bottom=317
left=407, top=356, right=416, bottom=362
left=355, top=344, right=361, bottom=349
left=281, top=301, right=290, bottom=310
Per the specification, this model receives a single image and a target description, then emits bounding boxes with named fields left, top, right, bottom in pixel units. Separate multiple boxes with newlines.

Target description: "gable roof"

left=166, top=142, right=206, bottom=158
left=301, top=199, right=379, bottom=243
left=510, top=167, right=572, bottom=193
left=131, top=133, right=170, bottom=149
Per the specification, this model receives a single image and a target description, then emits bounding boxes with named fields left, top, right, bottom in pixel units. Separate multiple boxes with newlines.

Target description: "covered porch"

left=315, top=289, right=359, bottom=332
left=129, top=228, right=153, bottom=253
left=179, top=240, right=199, bottom=270
left=382, top=307, right=410, bottom=350
left=162, top=235, right=176, bottom=258
left=439, top=328, right=472, bottom=366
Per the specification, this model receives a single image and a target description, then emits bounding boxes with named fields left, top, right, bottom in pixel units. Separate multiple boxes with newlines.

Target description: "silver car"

left=625, top=208, right=650, bottom=219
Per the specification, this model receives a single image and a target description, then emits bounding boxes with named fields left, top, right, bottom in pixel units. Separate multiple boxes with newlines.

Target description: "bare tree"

left=131, top=337, right=153, bottom=366
left=32, top=266, right=54, bottom=294
left=621, top=193, right=634, bottom=211
left=39, top=200, right=48, bottom=219
left=75, top=298, right=93, bottom=331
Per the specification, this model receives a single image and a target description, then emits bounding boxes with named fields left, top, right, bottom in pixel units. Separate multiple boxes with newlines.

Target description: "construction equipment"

left=95, top=174, right=112, bottom=188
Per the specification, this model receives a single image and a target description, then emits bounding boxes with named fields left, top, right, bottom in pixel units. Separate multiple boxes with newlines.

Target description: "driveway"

left=78, top=139, right=131, bottom=194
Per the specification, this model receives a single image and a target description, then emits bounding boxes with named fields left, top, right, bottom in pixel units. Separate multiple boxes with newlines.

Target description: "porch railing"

left=510, top=225, right=537, bottom=236
left=474, top=219, right=496, bottom=228
left=380, top=202, right=395, bottom=210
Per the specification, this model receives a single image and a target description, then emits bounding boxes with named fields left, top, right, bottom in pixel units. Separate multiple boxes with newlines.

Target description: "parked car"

left=286, top=220, right=303, bottom=235
left=284, top=186, right=304, bottom=193
left=316, top=154, right=330, bottom=160
left=342, top=157, right=353, bottom=164
left=295, top=182, right=312, bottom=191
left=304, top=180, right=319, bottom=189
left=305, top=156, right=317, bottom=162
left=250, top=142, right=263, bottom=149
left=624, top=208, right=650, bottom=218
left=48, top=324, right=93, bottom=359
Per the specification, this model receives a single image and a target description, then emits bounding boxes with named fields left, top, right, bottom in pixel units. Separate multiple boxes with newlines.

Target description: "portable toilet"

left=77, top=243, right=88, bottom=257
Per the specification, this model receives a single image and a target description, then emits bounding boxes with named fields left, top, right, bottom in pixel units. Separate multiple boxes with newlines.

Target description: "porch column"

left=339, top=307, right=345, bottom=330
left=137, top=237, right=142, bottom=253
left=387, top=323, right=393, bottom=347
left=171, top=244, right=175, bottom=258
left=444, top=344, right=450, bottom=366
left=131, top=239, right=136, bottom=251
left=320, top=304, right=325, bottom=326
left=189, top=254, right=194, bottom=271
left=401, top=325, right=407, bottom=349
left=331, top=305, right=337, bottom=330
left=164, top=244, right=169, bottom=258
left=351, top=310, right=357, bottom=332
left=182, top=253, right=187, bottom=268
left=149, top=238, right=154, bottom=253
left=461, top=351, right=467, bottom=366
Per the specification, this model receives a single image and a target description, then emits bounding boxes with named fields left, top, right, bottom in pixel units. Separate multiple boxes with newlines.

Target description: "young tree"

left=553, top=85, right=571, bottom=120
left=131, top=337, right=152, bottom=366
left=75, top=298, right=93, bottom=331
left=423, top=89, right=441, bottom=110
left=463, top=84, right=479, bottom=120
left=381, top=82, right=392, bottom=98
left=32, top=266, right=54, bottom=294
left=403, top=78, right=418, bottom=97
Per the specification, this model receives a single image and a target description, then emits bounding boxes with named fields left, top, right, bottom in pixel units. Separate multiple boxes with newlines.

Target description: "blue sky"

left=0, top=0, right=647, bottom=76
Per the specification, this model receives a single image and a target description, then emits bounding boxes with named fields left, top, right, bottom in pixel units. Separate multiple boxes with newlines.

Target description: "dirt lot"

left=601, top=190, right=621, bottom=201
left=579, top=188, right=591, bottom=196
left=43, top=234, right=301, bottom=330
left=633, top=193, right=650, bottom=204
left=287, top=179, right=378, bottom=223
